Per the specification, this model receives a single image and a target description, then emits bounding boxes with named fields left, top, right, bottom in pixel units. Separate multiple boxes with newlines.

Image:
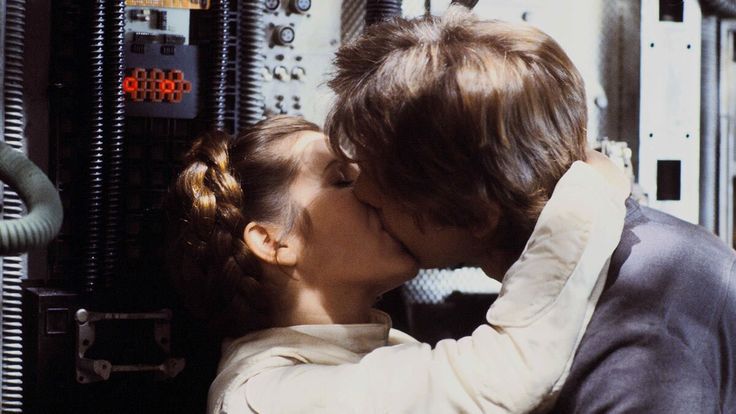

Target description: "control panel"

left=261, top=0, right=341, bottom=124
left=123, top=43, right=198, bottom=118
left=123, top=3, right=200, bottom=118
left=125, top=0, right=210, bottom=10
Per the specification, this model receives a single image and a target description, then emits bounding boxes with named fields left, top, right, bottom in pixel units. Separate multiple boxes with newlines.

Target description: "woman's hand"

left=584, top=148, right=631, bottom=202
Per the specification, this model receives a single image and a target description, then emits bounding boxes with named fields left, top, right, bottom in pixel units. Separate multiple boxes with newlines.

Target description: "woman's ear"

left=243, top=222, right=298, bottom=266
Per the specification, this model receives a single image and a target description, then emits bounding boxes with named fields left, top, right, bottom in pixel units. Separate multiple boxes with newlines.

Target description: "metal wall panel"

left=638, top=0, right=702, bottom=223
left=718, top=20, right=736, bottom=246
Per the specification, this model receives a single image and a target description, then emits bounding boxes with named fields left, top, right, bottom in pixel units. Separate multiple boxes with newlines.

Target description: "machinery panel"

left=125, top=7, right=191, bottom=44
left=125, top=0, right=210, bottom=10
left=123, top=43, right=199, bottom=119
left=261, top=0, right=342, bottom=125
left=638, top=0, right=701, bottom=223
left=718, top=21, right=736, bottom=245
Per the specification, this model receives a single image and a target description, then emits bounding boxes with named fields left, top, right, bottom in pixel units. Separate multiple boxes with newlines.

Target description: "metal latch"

left=75, top=308, right=185, bottom=383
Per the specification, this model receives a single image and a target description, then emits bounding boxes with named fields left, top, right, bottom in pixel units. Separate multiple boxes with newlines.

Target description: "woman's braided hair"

left=167, top=115, right=321, bottom=337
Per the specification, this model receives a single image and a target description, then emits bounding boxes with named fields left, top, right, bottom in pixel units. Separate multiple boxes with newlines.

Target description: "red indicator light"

left=123, top=67, right=192, bottom=104
left=123, top=77, right=138, bottom=93
left=160, top=79, right=175, bottom=94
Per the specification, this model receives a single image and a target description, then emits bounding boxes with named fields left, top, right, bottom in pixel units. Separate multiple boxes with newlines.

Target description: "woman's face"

left=285, top=131, right=419, bottom=294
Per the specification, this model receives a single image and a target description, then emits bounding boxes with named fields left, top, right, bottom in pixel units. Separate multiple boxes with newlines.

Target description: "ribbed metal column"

left=101, top=0, right=126, bottom=290
left=211, top=0, right=230, bottom=131
left=237, top=0, right=266, bottom=131
left=1, top=0, right=27, bottom=411
left=0, top=0, right=6, bottom=408
left=700, top=16, right=718, bottom=232
left=85, top=0, right=106, bottom=294
left=341, top=0, right=365, bottom=43
left=365, top=0, right=402, bottom=26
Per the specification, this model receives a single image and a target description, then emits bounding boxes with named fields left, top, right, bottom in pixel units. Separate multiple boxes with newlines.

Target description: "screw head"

left=75, top=309, right=89, bottom=324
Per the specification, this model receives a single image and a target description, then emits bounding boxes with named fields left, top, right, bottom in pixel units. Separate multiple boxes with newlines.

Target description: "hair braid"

left=167, top=116, right=321, bottom=337
left=169, top=130, right=269, bottom=336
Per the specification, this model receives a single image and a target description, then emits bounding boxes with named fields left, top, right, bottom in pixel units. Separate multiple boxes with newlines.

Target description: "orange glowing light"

left=123, top=67, right=192, bottom=104
left=160, top=79, right=175, bottom=94
left=123, top=77, right=138, bottom=93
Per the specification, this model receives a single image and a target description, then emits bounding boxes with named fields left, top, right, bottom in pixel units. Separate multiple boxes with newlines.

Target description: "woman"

left=167, top=115, right=628, bottom=413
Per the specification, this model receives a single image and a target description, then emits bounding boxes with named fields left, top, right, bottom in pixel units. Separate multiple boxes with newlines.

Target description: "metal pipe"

left=700, top=16, right=718, bottom=231
left=365, top=0, right=402, bottom=26
left=0, top=141, right=63, bottom=255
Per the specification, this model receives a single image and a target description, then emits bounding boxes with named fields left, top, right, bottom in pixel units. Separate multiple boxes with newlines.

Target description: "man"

left=326, top=5, right=736, bottom=413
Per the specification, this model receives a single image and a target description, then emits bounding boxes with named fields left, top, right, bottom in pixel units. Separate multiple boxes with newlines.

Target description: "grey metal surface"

left=598, top=0, right=641, bottom=170
left=342, top=0, right=366, bottom=43
left=701, top=16, right=718, bottom=232
left=638, top=0, right=702, bottom=223
left=718, top=20, right=736, bottom=246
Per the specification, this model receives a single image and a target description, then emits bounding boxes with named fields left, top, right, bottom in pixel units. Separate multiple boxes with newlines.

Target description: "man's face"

left=352, top=171, right=486, bottom=269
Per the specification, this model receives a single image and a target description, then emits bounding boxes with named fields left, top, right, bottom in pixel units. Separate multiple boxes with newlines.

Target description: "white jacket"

left=208, top=161, right=627, bottom=414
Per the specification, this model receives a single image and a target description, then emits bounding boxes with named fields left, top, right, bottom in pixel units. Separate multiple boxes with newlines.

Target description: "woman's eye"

left=329, top=163, right=358, bottom=188
left=335, top=177, right=354, bottom=188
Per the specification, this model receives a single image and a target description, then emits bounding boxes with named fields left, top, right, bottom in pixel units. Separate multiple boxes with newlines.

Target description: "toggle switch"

left=289, top=0, right=311, bottom=13
left=291, top=66, right=306, bottom=81
left=266, top=0, right=280, bottom=11
left=273, top=66, right=289, bottom=81
left=273, top=26, right=295, bottom=46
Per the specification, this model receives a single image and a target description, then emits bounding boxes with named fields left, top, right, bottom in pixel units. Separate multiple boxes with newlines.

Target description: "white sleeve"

left=243, top=161, right=627, bottom=414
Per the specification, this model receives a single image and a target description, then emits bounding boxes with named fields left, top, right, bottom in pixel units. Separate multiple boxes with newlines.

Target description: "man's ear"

left=243, top=222, right=298, bottom=266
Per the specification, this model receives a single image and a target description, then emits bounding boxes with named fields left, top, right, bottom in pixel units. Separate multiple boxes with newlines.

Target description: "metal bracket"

left=74, top=308, right=185, bottom=384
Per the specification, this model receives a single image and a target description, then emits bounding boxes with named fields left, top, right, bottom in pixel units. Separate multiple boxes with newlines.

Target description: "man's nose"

left=353, top=173, right=382, bottom=208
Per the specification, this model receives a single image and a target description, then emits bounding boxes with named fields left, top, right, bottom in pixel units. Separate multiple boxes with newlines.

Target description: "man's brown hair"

left=326, top=6, right=588, bottom=247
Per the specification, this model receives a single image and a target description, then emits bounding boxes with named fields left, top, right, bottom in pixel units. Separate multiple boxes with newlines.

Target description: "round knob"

left=291, top=66, right=306, bottom=81
left=265, top=0, right=280, bottom=11
left=261, top=66, right=273, bottom=81
left=273, top=26, right=295, bottom=46
left=76, top=309, right=89, bottom=324
left=289, top=0, right=311, bottom=13
left=273, top=66, right=289, bottom=81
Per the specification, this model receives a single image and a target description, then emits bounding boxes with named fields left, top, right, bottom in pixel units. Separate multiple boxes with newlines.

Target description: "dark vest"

left=551, top=199, right=736, bottom=413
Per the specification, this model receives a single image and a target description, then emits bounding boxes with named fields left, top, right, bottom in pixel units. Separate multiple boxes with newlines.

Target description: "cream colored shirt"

left=208, top=161, right=627, bottom=414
